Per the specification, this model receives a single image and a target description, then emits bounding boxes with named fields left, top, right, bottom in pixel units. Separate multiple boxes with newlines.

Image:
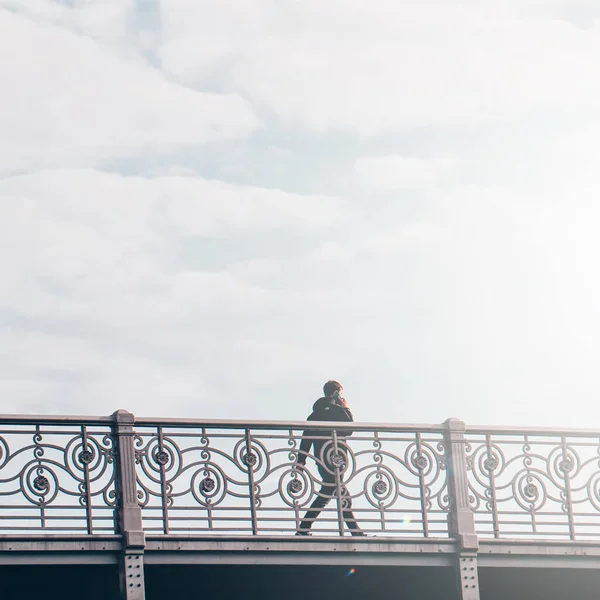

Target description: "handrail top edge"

left=0, top=413, right=444, bottom=432
left=466, top=424, right=600, bottom=437
left=1, top=413, right=600, bottom=436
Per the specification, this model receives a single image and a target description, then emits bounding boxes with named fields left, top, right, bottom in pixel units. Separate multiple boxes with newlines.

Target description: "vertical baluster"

left=332, top=430, right=345, bottom=536
left=81, top=425, right=93, bottom=534
left=522, top=435, right=537, bottom=534
left=374, top=431, right=386, bottom=532
left=415, top=432, right=429, bottom=537
left=157, top=427, right=169, bottom=535
left=560, top=435, right=575, bottom=540
left=484, top=434, right=499, bottom=538
left=200, top=427, right=214, bottom=531
left=244, top=429, right=258, bottom=535
left=33, top=424, right=46, bottom=530
left=289, top=428, right=300, bottom=534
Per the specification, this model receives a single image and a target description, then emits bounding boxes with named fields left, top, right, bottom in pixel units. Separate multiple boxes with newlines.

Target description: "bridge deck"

left=3, top=534, right=600, bottom=572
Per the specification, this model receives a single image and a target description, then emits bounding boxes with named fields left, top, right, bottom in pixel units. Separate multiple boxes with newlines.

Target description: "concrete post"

left=113, top=410, right=146, bottom=600
left=444, top=418, right=480, bottom=600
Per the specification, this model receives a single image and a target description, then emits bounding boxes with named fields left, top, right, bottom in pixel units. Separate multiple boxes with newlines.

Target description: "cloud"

left=0, top=168, right=372, bottom=420
left=354, top=155, right=458, bottom=191
left=0, top=7, right=258, bottom=174
left=0, top=168, right=350, bottom=317
left=157, top=1, right=600, bottom=134
left=2, top=0, right=132, bottom=45
left=0, top=330, right=208, bottom=416
left=3, top=165, right=600, bottom=425
left=4, top=0, right=600, bottom=431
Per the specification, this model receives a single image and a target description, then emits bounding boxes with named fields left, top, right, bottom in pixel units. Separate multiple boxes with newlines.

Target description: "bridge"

left=2, top=411, right=600, bottom=599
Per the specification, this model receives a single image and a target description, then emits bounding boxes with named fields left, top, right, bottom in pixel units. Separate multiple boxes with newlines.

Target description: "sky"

left=2, top=1, right=600, bottom=428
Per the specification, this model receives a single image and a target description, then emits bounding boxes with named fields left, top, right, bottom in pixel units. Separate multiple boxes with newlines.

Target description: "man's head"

left=323, top=380, right=343, bottom=398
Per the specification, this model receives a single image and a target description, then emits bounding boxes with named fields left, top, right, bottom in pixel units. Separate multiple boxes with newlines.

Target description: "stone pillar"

left=444, top=418, right=480, bottom=600
left=113, top=410, right=146, bottom=600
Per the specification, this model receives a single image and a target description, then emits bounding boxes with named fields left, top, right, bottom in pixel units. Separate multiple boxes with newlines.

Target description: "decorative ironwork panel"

left=465, top=430, right=600, bottom=540
left=133, top=424, right=449, bottom=537
left=0, top=421, right=117, bottom=533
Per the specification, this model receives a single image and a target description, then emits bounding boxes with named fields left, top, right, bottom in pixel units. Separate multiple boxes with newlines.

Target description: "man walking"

left=295, top=380, right=364, bottom=536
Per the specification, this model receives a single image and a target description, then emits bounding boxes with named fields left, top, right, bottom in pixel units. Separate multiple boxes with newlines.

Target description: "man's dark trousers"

left=298, top=463, right=362, bottom=534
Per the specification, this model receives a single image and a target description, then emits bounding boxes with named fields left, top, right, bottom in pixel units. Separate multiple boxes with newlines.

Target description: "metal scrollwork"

left=523, top=482, right=538, bottom=500
left=465, top=432, right=600, bottom=540
left=154, top=450, right=170, bottom=466
left=133, top=425, right=449, bottom=537
left=288, top=478, right=303, bottom=494
left=201, top=476, right=216, bottom=494
left=483, top=455, right=499, bottom=472
left=278, top=465, right=314, bottom=509
left=33, top=474, right=49, bottom=493
left=242, top=452, right=258, bottom=468
left=0, top=424, right=117, bottom=533
left=413, top=454, right=428, bottom=470
left=330, top=452, right=346, bottom=470
left=78, top=449, right=95, bottom=465
left=559, top=458, right=574, bottom=473
left=373, top=479, right=388, bottom=496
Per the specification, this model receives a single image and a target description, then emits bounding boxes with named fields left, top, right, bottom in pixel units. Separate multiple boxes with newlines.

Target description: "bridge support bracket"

left=457, top=553, right=480, bottom=600
left=119, top=551, right=146, bottom=600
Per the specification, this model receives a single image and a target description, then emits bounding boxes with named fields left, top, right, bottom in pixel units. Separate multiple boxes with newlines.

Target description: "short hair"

left=323, top=380, right=342, bottom=397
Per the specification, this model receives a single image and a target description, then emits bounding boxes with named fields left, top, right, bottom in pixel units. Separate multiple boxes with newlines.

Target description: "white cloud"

left=0, top=7, right=258, bottom=173
left=4, top=0, right=600, bottom=430
left=354, top=155, right=457, bottom=191
left=0, top=330, right=208, bottom=415
left=1, top=0, right=132, bottom=46
left=0, top=168, right=350, bottom=319
left=160, top=181, right=351, bottom=234
left=157, top=1, right=600, bottom=134
left=4, top=166, right=600, bottom=426
left=0, top=168, right=359, bottom=416
left=1, top=167, right=348, bottom=235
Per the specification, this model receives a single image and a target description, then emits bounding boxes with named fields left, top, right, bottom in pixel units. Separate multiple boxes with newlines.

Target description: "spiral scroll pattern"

left=6, top=416, right=600, bottom=542
left=0, top=424, right=116, bottom=534
left=133, top=424, right=449, bottom=537
left=466, top=431, right=600, bottom=540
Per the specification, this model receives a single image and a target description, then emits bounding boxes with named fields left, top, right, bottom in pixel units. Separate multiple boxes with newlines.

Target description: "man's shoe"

left=295, top=530, right=311, bottom=536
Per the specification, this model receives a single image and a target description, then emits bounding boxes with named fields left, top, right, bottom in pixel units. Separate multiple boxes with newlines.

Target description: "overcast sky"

left=2, top=1, right=600, bottom=428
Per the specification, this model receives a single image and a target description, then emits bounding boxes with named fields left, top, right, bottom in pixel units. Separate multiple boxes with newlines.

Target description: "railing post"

left=113, top=410, right=146, bottom=600
left=444, top=418, right=480, bottom=600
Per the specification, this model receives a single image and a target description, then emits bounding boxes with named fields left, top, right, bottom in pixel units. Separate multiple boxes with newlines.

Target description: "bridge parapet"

left=3, top=413, right=600, bottom=599
left=2, top=414, right=600, bottom=543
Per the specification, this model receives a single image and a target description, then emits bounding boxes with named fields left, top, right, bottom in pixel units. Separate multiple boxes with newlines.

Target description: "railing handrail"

left=0, top=413, right=444, bottom=432
left=0, top=414, right=113, bottom=426
left=3, top=413, right=600, bottom=438
left=465, top=424, right=600, bottom=437
left=132, top=416, right=446, bottom=432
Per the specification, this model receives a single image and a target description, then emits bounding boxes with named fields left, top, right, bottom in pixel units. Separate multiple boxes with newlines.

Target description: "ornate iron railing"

left=465, top=426, right=600, bottom=540
left=3, top=413, right=600, bottom=543
left=132, top=419, right=449, bottom=537
left=0, top=416, right=117, bottom=534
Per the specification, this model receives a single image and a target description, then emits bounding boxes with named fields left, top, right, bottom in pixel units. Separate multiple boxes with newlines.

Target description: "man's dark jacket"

left=298, top=397, right=354, bottom=468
